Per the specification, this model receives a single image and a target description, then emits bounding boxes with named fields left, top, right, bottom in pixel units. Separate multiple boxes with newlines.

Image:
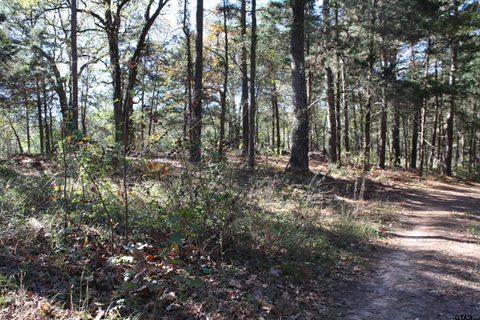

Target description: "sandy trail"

left=339, top=180, right=480, bottom=320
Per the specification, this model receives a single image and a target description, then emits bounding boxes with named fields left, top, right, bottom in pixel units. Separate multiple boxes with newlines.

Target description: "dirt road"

left=334, top=179, right=480, bottom=320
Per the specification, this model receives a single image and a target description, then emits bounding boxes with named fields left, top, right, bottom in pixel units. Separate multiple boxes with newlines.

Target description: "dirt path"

left=335, top=179, right=480, bottom=320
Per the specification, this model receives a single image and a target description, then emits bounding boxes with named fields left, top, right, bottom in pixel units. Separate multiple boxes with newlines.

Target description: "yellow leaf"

left=146, top=160, right=162, bottom=172
left=40, top=302, right=51, bottom=314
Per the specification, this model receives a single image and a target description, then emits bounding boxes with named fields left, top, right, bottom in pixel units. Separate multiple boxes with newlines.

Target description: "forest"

left=0, top=0, right=479, bottom=319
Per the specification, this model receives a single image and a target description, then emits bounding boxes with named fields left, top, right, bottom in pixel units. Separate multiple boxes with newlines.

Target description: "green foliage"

left=467, top=224, right=480, bottom=238
left=0, top=273, right=17, bottom=290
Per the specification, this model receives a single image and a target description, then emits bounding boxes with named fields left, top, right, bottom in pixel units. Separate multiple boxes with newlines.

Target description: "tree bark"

left=364, top=0, right=376, bottom=170
left=323, top=0, right=337, bottom=163
left=43, top=77, right=51, bottom=155
left=443, top=0, right=458, bottom=176
left=379, top=86, right=387, bottom=169
left=25, top=93, right=31, bottom=153
left=342, top=59, right=350, bottom=153
left=410, top=105, right=420, bottom=169
left=183, top=0, right=193, bottom=143
left=36, top=77, right=44, bottom=154
left=287, top=0, right=309, bottom=173
left=219, top=0, right=228, bottom=157
left=429, top=60, right=440, bottom=169
left=392, top=108, right=401, bottom=167
left=189, top=0, right=204, bottom=163
left=71, top=0, right=79, bottom=131
left=241, top=0, right=249, bottom=155
left=248, top=0, right=257, bottom=169
left=335, top=7, right=342, bottom=163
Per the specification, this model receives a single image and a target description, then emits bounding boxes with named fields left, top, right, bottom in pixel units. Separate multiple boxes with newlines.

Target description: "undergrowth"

left=0, top=148, right=385, bottom=319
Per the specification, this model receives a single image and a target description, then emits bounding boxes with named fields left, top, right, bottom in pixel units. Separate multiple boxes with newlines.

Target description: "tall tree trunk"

left=323, top=0, right=337, bottom=163
left=403, top=114, right=409, bottom=169
left=379, top=27, right=389, bottom=169
left=334, top=7, right=342, bottom=163
left=443, top=0, right=458, bottom=176
left=410, top=106, right=420, bottom=169
left=25, top=93, right=31, bottom=153
left=364, top=0, right=376, bottom=170
left=409, top=43, right=419, bottom=169
left=353, top=93, right=359, bottom=151
left=70, top=0, right=79, bottom=131
left=419, top=102, right=426, bottom=175
left=43, top=78, right=51, bottom=155
left=49, top=105, right=54, bottom=152
left=183, top=0, right=193, bottom=143
left=140, top=78, right=146, bottom=147
left=274, top=82, right=281, bottom=154
left=81, top=70, right=89, bottom=135
left=189, top=0, right=204, bottom=163
left=326, top=67, right=337, bottom=162
left=430, top=61, right=440, bottom=169
left=271, top=80, right=276, bottom=148
left=241, top=0, right=249, bottom=155
left=379, top=86, right=387, bottom=169
left=392, top=108, right=401, bottom=167
left=437, top=110, right=444, bottom=163
left=36, top=78, right=44, bottom=154
left=287, top=0, right=309, bottom=172
left=342, top=59, right=350, bottom=153
left=219, top=0, right=229, bottom=157
left=470, top=103, right=477, bottom=171
left=248, top=0, right=257, bottom=169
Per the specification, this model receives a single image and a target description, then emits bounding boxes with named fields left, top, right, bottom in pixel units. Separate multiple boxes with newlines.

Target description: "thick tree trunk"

left=189, top=0, right=204, bottom=163
left=288, top=0, right=309, bottom=173
left=109, top=34, right=124, bottom=143
left=326, top=67, right=337, bottom=163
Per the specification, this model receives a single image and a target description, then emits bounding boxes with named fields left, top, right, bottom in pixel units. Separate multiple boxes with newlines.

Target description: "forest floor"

left=328, top=173, right=480, bottom=320
left=0, top=154, right=479, bottom=319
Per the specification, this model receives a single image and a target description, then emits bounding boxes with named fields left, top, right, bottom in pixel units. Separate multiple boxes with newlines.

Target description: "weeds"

left=468, top=224, right=480, bottom=238
left=0, top=152, right=391, bottom=318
